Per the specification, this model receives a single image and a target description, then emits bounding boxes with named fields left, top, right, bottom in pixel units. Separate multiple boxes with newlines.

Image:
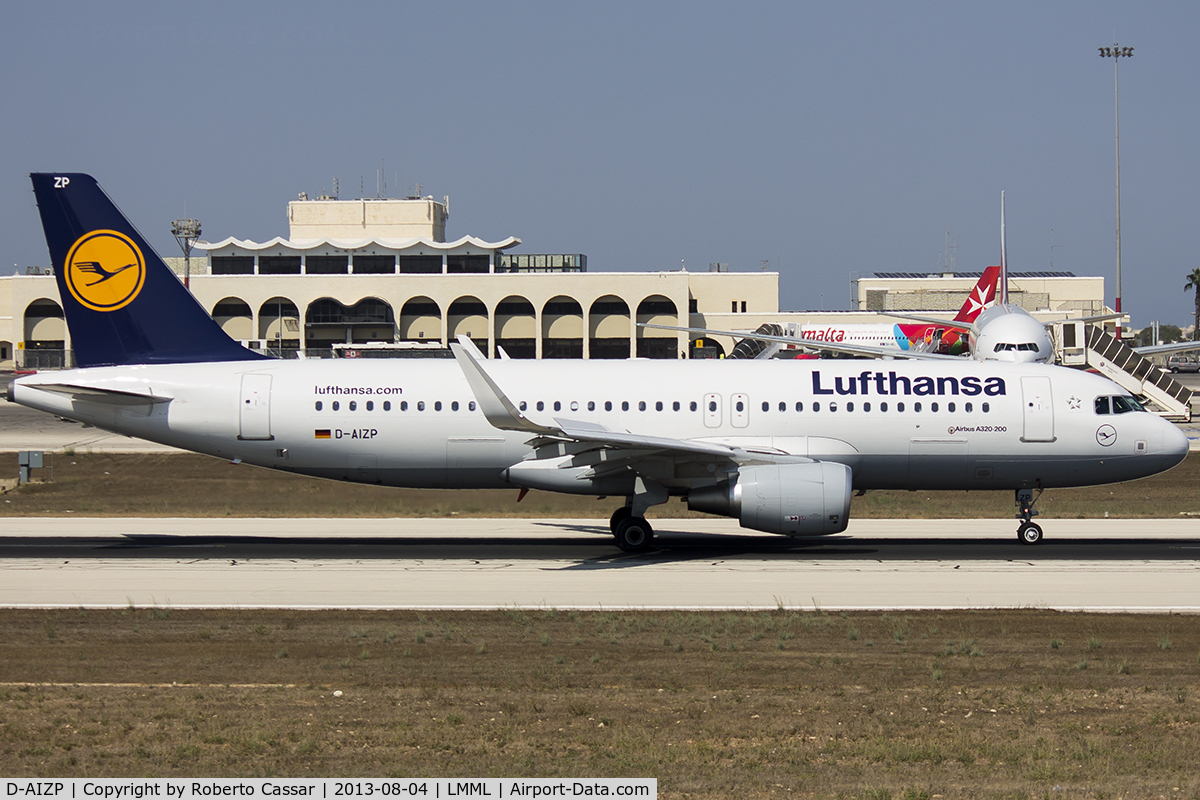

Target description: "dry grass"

left=2, top=451, right=1200, bottom=520
left=1, top=609, right=1199, bottom=797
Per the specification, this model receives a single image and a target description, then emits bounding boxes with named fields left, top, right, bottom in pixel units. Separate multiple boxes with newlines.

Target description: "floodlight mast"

left=171, top=218, right=202, bottom=290
left=1099, top=43, right=1133, bottom=339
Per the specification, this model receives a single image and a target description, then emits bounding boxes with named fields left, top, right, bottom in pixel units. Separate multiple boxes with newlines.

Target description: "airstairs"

left=1076, top=325, right=1193, bottom=421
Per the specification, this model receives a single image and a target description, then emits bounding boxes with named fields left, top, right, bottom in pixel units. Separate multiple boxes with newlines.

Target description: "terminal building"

left=0, top=190, right=1113, bottom=369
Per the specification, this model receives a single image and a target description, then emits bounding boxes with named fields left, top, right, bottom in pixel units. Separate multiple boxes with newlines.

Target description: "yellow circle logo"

left=64, top=230, right=146, bottom=312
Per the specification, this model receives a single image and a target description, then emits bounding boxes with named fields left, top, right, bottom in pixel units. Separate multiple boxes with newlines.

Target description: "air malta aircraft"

left=10, top=174, right=1188, bottom=550
left=793, top=266, right=1000, bottom=356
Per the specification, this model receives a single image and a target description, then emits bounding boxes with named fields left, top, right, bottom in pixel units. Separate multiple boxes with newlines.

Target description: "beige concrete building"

left=0, top=194, right=1109, bottom=369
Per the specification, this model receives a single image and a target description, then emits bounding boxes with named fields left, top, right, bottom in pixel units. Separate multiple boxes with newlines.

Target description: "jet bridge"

left=1059, top=324, right=1194, bottom=422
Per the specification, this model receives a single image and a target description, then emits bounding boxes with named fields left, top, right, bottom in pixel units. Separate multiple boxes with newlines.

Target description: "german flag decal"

left=315, top=429, right=331, bottom=439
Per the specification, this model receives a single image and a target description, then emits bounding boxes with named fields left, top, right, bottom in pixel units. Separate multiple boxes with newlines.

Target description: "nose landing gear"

left=1015, top=487, right=1044, bottom=545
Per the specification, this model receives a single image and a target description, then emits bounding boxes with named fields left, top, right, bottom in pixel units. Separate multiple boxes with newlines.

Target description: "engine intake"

left=688, top=462, right=852, bottom=535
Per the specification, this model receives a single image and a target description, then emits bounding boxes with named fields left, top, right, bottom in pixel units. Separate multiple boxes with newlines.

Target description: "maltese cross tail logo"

left=73, top=261, right=136, bottom=286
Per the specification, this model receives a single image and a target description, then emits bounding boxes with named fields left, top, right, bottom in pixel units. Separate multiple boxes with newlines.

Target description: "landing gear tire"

left=614, top=516, right=654, bottom=552
left=1017, top=522, right=1043, bottom=545
left=609, top=506, right=632, bottom=533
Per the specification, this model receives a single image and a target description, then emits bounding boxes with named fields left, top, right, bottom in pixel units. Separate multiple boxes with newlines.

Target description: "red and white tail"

left=952, top=265, right=1000, bottom=323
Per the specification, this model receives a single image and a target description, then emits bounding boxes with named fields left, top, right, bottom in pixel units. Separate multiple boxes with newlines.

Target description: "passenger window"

left=673, top=401, right=680, bottom=411
left=588, top=401, right=595, bottom=411
left=778, top=402, right=785, bottom=412
left=914, top=402, right=921, bottom=412
left=570, top=401, right=579, bottom=411
left=553, top=401, right=561, bottom=411
left=399, top=401, right=406, bottom=411
left=332, top=401, right=340, bottom=411
left=863, top=402, right=871, bottom=412
left=417, top=401, right=424, bottom=411
left=812, top=402, right=820, bottom=412
left=931, top=402, right=938, bottom=413
left=383, top=401, right=391, bottom=411
left=947, top=402, right=954, bottom=413
left=880, top=401, right=888, bottom=412
left=519, top=401, right=527, bottom=411
left=689, top=401, right=697, bottom=411
left=315, top=401, right=323, bottom=411
left=622, top=401, right=630, bottom=411
left=366, top=401, right=374, bottom=411
left=655, top=401, right=663, bottom=411
left=982, top=402, right=990, bottom=413
left=450, top=401, right=458, bottom=411
left=349, top=401, right=357, bottom=411
left=736, top=401, right=744, bottom=412
left=536, top=401, right=545, bottom=411
left=434, top=401, right=442, bottom=411
left=605, top=401, right=613, bottom=411
left=638, top=401, right=646, bottom=411
left=795, top=401, right=803, bottom=412
left=897, top=402, right=905, bottom=412
left=708, top=401, right=716, bottom=412
left=830, top=402, right=838, bottom=412
left=964, top=402, right=971, bottom=412
left=469, top=401, right=476, bottom=411
left=762, top=401, right=769, bottom=412
left=846, top=402, right=854, bottom=412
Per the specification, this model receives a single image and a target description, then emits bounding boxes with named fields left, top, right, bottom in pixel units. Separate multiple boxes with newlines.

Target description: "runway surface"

left=2, top=517, right=1199, bottom=611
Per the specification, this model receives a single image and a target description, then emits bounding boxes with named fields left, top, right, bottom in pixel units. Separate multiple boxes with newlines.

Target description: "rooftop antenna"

left=1050, top=229, right=1063, bottom=269
left=171, top=217, right=202, bottom=290
left=942, top=229, right=957, bottom=274
left=1000, top=191, right=1009, bottom=305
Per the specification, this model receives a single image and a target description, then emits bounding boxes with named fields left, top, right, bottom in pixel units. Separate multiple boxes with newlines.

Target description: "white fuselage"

left=13, top=357, right=1186, bottom=495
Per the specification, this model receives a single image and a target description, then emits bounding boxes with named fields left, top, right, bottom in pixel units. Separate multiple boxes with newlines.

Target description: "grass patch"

left=0, top=608, right=1196, bottom=796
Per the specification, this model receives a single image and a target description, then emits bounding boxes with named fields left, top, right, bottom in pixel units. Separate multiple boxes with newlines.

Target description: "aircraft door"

left=731, top=393, right=750, bottom=428
left=238, top=373, right=273, bottom=440
left=1020, top=375, right=1055, bottom=442
left=703, top=393, right=721, bottom=428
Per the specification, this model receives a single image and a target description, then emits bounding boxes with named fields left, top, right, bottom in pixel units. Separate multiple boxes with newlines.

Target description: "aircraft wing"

left=637, top=323, right=965, bottom=361
left=450, top=337, right=808, bottom=466
left=875, top=312, right=972, bottom=331
left=1132, top=340, right=1200, bottom=356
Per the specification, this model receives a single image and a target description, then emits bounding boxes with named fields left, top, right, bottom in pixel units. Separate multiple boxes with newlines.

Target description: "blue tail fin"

left=30, top=173, right=266, bottom=367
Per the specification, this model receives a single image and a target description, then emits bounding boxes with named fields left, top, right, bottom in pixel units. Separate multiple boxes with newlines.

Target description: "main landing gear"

left=609, top=506, right=654, bottom=552
left=1015, top=487, right=1044, bottom=545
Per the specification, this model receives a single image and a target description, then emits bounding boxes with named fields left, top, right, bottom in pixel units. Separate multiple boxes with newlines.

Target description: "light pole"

left=171, top=218, right=202, bottom=290
left=1099, top=43, right=1133, bottom=339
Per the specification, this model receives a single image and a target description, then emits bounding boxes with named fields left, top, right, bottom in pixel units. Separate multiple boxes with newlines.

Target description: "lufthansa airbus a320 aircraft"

left=11, top=174, right=1189, bottom=549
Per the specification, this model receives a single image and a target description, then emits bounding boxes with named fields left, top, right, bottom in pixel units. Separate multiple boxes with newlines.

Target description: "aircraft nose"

left=1163, top=421, right=1190, bottom=466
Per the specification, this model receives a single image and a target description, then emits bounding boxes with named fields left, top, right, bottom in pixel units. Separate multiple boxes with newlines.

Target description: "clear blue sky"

left=3, top=1, right=1198, bottom=327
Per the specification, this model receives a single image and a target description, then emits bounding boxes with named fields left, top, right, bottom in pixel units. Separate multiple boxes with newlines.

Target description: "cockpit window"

left=1095, top=395, right=1144, bottom=415
left=1111, top=395, right=1144, bottom=414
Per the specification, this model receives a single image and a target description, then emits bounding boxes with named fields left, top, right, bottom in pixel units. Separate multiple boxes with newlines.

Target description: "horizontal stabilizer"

left=24, top=382, right=172, bottom=405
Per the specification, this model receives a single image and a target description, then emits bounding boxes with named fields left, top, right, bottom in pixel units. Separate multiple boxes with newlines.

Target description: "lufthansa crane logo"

left=64, top=230, right=146, bottom=312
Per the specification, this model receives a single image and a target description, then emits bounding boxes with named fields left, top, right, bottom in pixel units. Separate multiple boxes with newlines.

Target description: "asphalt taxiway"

left=2, top=375, right=1199, bottom=612
left=2, top=517, right=1198, bottom=611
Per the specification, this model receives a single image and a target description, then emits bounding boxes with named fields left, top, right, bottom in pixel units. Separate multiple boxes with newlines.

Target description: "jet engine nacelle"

left=687, top=461, right=852, bottom=535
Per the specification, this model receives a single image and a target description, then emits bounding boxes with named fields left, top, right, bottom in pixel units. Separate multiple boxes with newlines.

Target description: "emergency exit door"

left=239, top=373, right=274, bottom=440
left=1020, top=375, right=1055, bottom=443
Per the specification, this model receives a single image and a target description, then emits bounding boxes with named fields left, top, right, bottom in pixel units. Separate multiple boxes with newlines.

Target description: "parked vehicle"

left=1167, top=354, right=1200, bottom=373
